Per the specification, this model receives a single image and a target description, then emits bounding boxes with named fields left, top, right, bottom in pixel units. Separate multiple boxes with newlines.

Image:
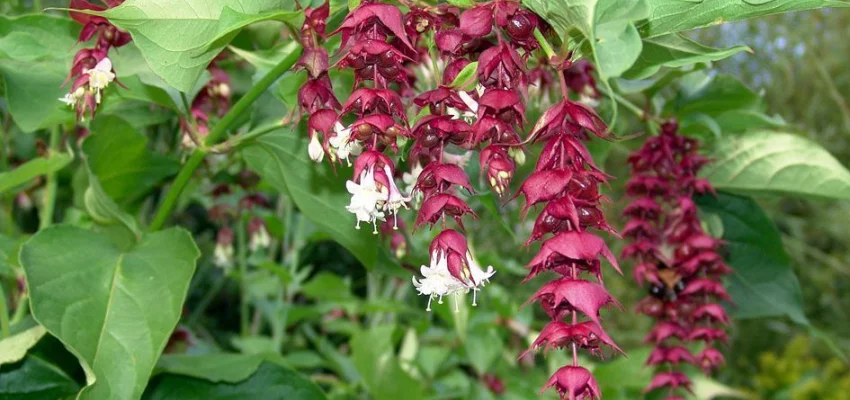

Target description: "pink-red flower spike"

left=517, top=57, right=625, bottom=398
left=61, top=0, right=129, bottom=121
left=623, top=120, right=730, bottom=398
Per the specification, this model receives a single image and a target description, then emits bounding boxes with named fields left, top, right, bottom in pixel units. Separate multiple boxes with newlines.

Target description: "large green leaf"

left=95, top=0, right=301, bottom=92
left=523, top=0, right=650, bottom=79
left=242, top=127, right=380, bottom=268
left=0, top=153, right=73, bottom=195
left=702, top=131, right=850, bottom=200
left=20, top=225, right=200, bottom=400
left=623, top=34, right=750, bottom=80
left=639, top=0, right=849, bottom=38
left=82, top=116, right=180, bottom=204
left=0, top=14, right=76, bottom=132
left=0, top=355, right=81, bottom=399
left=351, top=326, right=422, bottom=400
left=696, top=192, right=807, bottom=324
left=143, top=362, right=326, bottom=400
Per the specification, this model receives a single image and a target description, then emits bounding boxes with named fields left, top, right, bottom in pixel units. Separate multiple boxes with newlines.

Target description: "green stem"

left=33, top=0, right=42, bottom=13
left=534, top=28, right=556, bottom=61
left=599, top=86, right=647, bottom=120
left=237, top=215, right=249, bottom=337
left=10, top=294, right=27, bottom=324
left=148, top=44, right=302, bottom=231
left=39, top=127, right=61, bottom=230
left=0, top=283, right=10, bottom=338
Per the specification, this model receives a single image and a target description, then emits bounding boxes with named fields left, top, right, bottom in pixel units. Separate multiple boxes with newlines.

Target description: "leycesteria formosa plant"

left=623, top=121, right=731, bottom=398
left=6, top=0, right=849, bottom=398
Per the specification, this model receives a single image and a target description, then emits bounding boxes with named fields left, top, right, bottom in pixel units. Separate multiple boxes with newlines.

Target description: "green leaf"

left=639, top=0, right=850, bottom=38
left=463, top=328, right=503, bottom=375
left=0, top=154, right=73, bottom=195
left=351, top=326, right=422, bottom=400
left=673, top=74, right=760, bottom=116
left=623, top=34, right=750, bottom=80
left=712, top=109, right=786, bottom=133
left=0, top=325, right=46, bottom=366
left=155, top=353, right=267, bottom=383
left=0, top=355, right=81, bottom=399
left=448, top=0, right=477, bottom=7
left=83, top=116, right=180, bottom=203
left=701, top=131, right=850, bottom=200
left=696, top=192, right=807, bottom=324
left=301, top=272, right=354, bottom=302
left=242, top=126, right=380, bottom=268
left=20, top=225, right=200, bottom=400
left=524, top=0, right=650, bottom=79
left=97, top=0, right=302, bottom=92
left=143, top=362, right=326, bottom=400
left=83, top=165, right=142, bottom=241
left=0, top=15, right=76, bottom=132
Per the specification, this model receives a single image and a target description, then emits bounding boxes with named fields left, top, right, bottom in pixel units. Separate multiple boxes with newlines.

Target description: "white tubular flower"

left=58, top=87, right=85, bottom=107
left=213, top=242, right=234, bottom=269
left=457, top=90, right=479, bottom=113
left=345, top=167, right=388, bottom=234
left=381, top=165, right=410, bottom=230
left=85, top=57, right=115, bottom=90
left=412, top=251, right=468, bottom=312
left=308, top=134, right=324, bottom=162
left=402, top=162, right=424, bottom=207
left=465, top=252, right=496, bottom=307
left=329, top=122, right=362, bottom=166
left=249, top=222, right=271, bottom=252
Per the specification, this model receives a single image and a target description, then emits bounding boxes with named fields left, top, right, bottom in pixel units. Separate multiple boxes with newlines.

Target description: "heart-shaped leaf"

left=20, top=225, right=200, bottom=400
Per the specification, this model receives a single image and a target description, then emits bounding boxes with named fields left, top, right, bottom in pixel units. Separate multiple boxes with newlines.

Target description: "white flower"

left=345, top=167, right=388, bottom=234
left=213, top=242, right=234, bottom=269
left=402, top=161, right=424, bottom=207
left=412, top=251, right=468, bottom=312
left=58, top=87, right=85, bottom=107
left=329, top=122, right=362, bottom=166
left=308, top=134, right=324, bottom=162
left=412, top=249, right=497, bottom=312
left=578, top=93, right=600, bottom=108
left=457, top=90, right=479, bottom=113
left=84, top=57, right=115, bottom=92
left=381, top=165, right=410, bottom=230
left=249, top=224, right=271, bottom=252
left=466, top=252, right=495, bottom=307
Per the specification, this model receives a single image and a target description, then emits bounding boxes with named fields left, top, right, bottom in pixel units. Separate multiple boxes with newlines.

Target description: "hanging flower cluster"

left=209, top=173, right=272, bottom=271
left=181, top=61, right=232, bottom=148
left=516, top=59, right=624, bottom=399
left=60, top=0, right=129, bottom=121
left=623, top=121, right=730, bottom=398
left=410, top=1, right=545, bottom=312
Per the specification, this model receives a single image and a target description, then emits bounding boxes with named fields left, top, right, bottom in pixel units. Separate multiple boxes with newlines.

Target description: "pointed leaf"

left=624, top=34, right=751, bottom=80
left=21, top=225, right=200, bottom=400
left=702, top=131, right=850, bottom=200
